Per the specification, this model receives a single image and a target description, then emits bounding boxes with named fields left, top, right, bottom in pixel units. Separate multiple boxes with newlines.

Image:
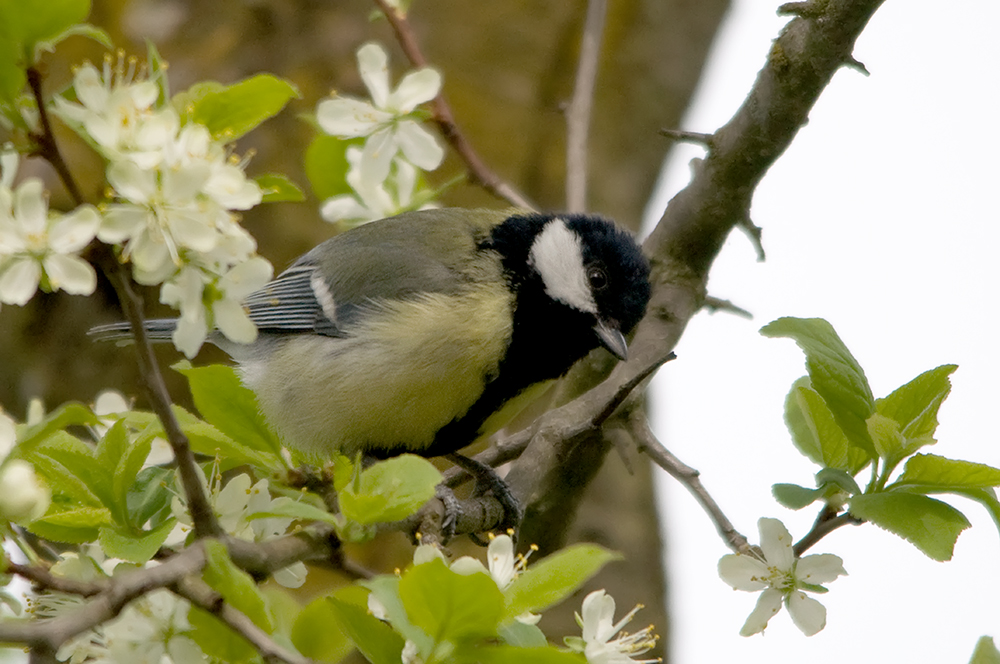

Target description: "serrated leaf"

left=127, top=465, right=175, bottom=526
left=784, top=378, right=869, bottom=473
left=400, top=558, right=503, bottom=642
left=97, top=519, right=174, bottom=564
left=113, top=431, right=153, bottom=526
left=291, top=591, right=357, bottom=663
left=304, top=133, right=356, bottom=201
left=29, top=449, right=105, bottom=508
left=762, top=317, right=876, bottom=457
left=187, top=74, right=299, bottom=141
left=27, top=506, right=110, bottom=543
left=174, top=363, right=283, bottom=460
left=894, top=454, right=1000, bottom=491
left=970, top=637, right=1000, bottom=664
left=255, top=173, right=305, bottom=202
left=848, top=492, right=970, bottom=561
left=13, top=402, right=99, bottom=456
left=32, top=22, right=112, bottom=57
left=339, top=455, right=441, bottom=525
left=772, top=483, right=822, bottom=510
left=877, top=364, right=957, bottom=451
left=328, top=597, right=405, bottom=664
left=502, top=544, right=620, bottom=623
left=202, top=539, right=272, bottom=632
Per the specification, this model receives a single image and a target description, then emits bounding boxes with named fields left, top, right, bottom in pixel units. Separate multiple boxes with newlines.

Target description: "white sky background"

left=645, top=1, right=1000, bottom=662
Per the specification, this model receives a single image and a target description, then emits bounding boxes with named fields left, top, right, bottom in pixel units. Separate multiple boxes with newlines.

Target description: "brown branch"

left=173, top=577, right=317, bottom=664
left=565, top=0, right=607, bottom=212
left=658, top=128, right=715, bottom=147
left=8, top=562, right=106, bottom=597
left=702, top=296, right=752, bottom=319
left=794, top=507, right=863, bottom=556
left=630, top=418, right=750, bottom=554
left=371, top=0, right=536, bottom=210
left=26, top=65, right=221, bottom=540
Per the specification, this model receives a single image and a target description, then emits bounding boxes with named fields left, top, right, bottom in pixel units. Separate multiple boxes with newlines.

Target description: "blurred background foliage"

left=0, top=0, right=732, bottom=659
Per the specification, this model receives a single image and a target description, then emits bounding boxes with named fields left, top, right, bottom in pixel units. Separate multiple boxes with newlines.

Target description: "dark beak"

left=594, top=319, right=628, bottom=361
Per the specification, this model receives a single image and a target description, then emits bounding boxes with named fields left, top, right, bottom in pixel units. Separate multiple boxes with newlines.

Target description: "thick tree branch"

left=565, top=0, right=607, bottom=212
left=371, top=0, right=535, bottom=210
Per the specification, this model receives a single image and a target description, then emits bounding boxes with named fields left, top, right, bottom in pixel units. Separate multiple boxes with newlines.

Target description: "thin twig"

left=794, top=508, right=863, bottom=556
left=737, top=216, right=766, bottom=261
left=658, top=128, right=715, bottom=147
left=173, top=577, right=317, bottom=664
left=631, top=418, right=750, bottom=554
left=565, top=0, right=607, bottom=212
left=371, top=0, right=536, bottom=210
left=8, top=562, right=105, bottom=597
left=702, top=296, right=753, bottom=319
left=25, top=66, right=221, bottom=540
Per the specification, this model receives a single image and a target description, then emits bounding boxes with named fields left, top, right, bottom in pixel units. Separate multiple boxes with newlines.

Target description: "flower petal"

left=214, top=296, right=257, bottom=344
left=48, top=205, right=100, bottom=253
left=389, top=68, right=441, bottom=112
left=739, top=588, right=783, bottom=637
left=796, top=553, right=847, bottom=585
left=718, top=553, right=770, bottom=591
left=357, top=42, right=391, bottom=109
left=580, top=589, right=616, bottom=644
left=394, top=120, right=444, bottom=171
left=317, top=97, right=389, bottom=138
left=320, top=195, right=372, bottom=223
left=786, top=590, right=826, bottom=636
left=108, top=160, right=156, bottom=203
left=758, top=518, right=795, bottom=572
left=43, top=254, right=97, bottom=295
left=14, top=179, right=48, bottom=234
left=358, top=129, right=398, bottom=188
left=0, top=257, right=41, bottom=304
left=99, top=205, right=148, bottom=243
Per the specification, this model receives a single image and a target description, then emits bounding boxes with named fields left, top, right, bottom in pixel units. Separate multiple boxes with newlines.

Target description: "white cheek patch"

left=528, top=217, right=597, bottom=314
left=310, top=271, right=339, bottom=324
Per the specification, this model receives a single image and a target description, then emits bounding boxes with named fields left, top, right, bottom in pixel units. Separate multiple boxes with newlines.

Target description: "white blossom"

left=450, top=534, right=540, bottom=624
left=317, top=42, right=443, bottom=186
left=0, top=459, right=50, bottom=523
left=0, top=176, right=99, bottom=305
left=565, top=590, right=659, bottom=664
left=0, top=408, right=15, bottom=458
left=718, top=517, right=847, bottom=636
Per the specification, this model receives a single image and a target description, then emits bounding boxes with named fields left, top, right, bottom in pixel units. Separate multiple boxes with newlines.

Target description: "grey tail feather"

left=88, top=319, right=178, bottom=343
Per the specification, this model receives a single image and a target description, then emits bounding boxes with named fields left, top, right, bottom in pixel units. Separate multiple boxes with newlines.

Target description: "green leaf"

left=97, top=520, right=174, bottom=564
left=877, top=364, right=958, bottom=451
left=29, top=446, right=108, bottom=508
left=112, top=430, right=153, bottom=526
left=866, top=412, right=905, bottom=465
left=339, top=455, right=441, bottom=525
left=188, top=603, right=257, bottom=663
left=174, top=363, right=283, bottom=460
left=784, top=378, right=869, bottom=473
left=127, top=466, right=175, bottom=527
left=247, top=496, right=342, bottom=528
left=187, top=74, right=299, bottom=141
left=363, top=574, right=433, bottom=652
left=772, top=483, right=823, bottom=510
left=399, top=558, right=503, bottom=642
left=13, top=402, right=99, bottom=457
left=762, top=317, right=876, bottom=457
left=0, top=36, right=25, bottom=103
left=498, top=621, right=548, bottom=648
left=327, top=596, right=405, bottom=664
left=815, top=468, right=862, bottom=496
left=894, top=454, right=1000, bottom=491
left=255, top=173, right=305, bottom=203
left=32, top=22, right=112, bottom=56
left=466, top=646, right=586, bottom=664
left=949, top=488, right=1000, bottom=540
left=848, top=492, right=970, bottom=561
left=27, top=506, right=110, bottom=543
left=146, top=39, right=170, bottom=104
left=202, top=539, right=272, bottom=631
left=970, top=637, right=1000, bottom=664
left=304, top=133, right=355, bottom=201
left=291, top=593, right=356, bottom=663
left=502, top=544, right=620, bottom=623
left=0, top=0, right=90, bottom=60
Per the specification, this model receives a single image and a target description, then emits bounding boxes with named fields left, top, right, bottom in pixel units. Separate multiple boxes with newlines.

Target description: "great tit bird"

left=95, top=208, right=650, bottom=528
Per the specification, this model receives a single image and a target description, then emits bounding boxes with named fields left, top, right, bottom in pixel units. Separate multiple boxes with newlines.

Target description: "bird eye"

left=588, top=267, right=608, bottom=290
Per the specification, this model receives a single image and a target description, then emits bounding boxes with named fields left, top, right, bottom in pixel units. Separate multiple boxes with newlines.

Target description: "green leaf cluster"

left=764, top=317, right=1000, bottom=561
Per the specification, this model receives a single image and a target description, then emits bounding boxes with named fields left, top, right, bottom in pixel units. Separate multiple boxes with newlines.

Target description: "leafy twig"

left=565, top=0, right=607, bottom=212
left=794, top=507, right=863, bottom=556
left=371, top=0, right=536, bottom=210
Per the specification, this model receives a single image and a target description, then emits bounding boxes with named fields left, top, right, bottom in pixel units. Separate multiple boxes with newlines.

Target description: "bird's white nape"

left=527, top=217, right=598, bottom=314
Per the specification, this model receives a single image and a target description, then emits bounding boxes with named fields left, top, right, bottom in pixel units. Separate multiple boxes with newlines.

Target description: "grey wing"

left=241, top=238, right=474, bottom=338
